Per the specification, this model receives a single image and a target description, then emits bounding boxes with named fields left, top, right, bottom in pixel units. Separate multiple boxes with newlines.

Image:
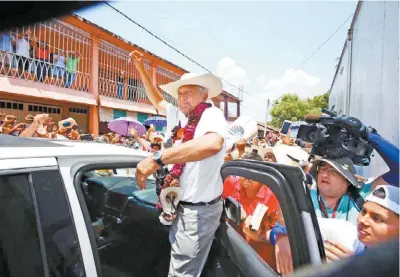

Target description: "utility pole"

left=264, top=98, right=270, bottom=137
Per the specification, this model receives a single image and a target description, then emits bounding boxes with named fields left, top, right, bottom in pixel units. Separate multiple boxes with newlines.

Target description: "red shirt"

left=36, top=46, right=49, bottom=61
left=223, top=176, right=278, bottom=271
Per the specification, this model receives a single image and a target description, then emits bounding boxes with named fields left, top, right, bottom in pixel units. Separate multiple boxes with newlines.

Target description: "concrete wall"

left=329, top=1, right=399, bottom=178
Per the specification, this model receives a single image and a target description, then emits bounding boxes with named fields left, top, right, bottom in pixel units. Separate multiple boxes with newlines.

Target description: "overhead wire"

left=294, top=12, right=354, bottom=72
left=102, top=2, right=265, bottom=101
left=102, top=2, right=355, bottom=109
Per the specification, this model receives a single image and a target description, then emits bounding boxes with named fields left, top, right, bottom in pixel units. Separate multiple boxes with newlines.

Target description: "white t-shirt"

left=317, top=217, right=365, bottom=253
left=165, top=103, right=227, bottom=203
left=15, top=38, right=30, bottom=58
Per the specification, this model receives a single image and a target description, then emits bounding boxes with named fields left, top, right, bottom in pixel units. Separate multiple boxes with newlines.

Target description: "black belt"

left=180, top=196, right=222, bottom=207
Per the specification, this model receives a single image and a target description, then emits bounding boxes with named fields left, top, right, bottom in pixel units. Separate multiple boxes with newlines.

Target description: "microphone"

left=304, top=114, right=322, bottom=124
left=305, top=113, right=363, bottom=131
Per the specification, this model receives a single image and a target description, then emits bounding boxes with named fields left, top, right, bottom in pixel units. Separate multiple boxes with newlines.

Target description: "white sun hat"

left=159, top=73, right=223, bottom=99
left=273, top=144, right=310, bottom=167
left=159, top=187, right=183, bottom=215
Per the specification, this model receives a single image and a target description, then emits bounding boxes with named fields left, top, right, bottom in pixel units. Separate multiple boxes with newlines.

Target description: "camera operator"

left=266, top=123, right=399, bottom=275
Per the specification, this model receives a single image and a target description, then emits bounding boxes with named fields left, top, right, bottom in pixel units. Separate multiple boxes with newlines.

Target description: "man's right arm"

left=131, top=51, right=168, bottom=114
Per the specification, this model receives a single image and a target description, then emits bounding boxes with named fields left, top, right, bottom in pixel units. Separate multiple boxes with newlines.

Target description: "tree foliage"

left=268, top=92, right=329, bottom=128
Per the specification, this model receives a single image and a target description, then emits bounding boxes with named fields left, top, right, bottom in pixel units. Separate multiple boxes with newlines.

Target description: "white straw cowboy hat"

left=160, top=187, right=183, bottom=215
left=159, top=73, right=223, bottom=99
left=273, top=144, right=310, bottom=167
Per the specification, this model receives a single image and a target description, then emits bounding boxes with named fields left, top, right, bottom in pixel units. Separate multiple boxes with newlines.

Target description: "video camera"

left=296, top=108, right=373, bottom=166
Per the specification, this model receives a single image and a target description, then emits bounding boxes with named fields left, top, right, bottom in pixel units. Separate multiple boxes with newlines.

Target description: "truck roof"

left=0, top=135, right=149, bottom=160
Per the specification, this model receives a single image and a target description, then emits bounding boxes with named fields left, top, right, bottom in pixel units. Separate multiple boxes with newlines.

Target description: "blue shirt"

left=0, top=34, right=13, bottom=52
left=310, top=183, right=372, bottom=225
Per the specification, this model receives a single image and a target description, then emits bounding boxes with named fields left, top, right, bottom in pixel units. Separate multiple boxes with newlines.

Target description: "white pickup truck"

left=0, top=135, right=325, bottom=277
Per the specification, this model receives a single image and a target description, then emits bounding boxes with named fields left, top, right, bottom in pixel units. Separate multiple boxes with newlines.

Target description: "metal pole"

left=264, top=98, right=270, bottom=137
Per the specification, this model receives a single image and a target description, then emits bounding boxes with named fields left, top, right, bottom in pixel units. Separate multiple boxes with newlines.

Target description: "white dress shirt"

left=165, top=103, right=227, bottom=203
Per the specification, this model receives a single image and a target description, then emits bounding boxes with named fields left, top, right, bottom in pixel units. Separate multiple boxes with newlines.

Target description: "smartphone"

left=80, top=134, right=93, bottom=141
left=280, top=120, right=292, bottom=135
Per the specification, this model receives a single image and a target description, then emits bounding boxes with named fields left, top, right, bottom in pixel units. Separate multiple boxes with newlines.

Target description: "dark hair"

left=151, top=143, right=162, bottom=150
left=241, top=149, right=263, bottom=161
left=372, top=187, right=386, bottom=199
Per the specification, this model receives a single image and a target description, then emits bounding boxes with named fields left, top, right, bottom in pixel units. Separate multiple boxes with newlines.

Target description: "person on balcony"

left=51, top=49, right=66, bottom=84
left=0, top=32, right=14, bottom=69
left=128, top=77, right=138, bottom=101
left=65, top=50, right=80, bottom=89
left=32, top=36, right=51, bottom=83
left=116, top=70, right=125, bottom=99
left=10, top=29, right=35, bottom=74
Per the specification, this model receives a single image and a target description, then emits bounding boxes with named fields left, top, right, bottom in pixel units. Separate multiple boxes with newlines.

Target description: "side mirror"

left=224, top=196, right=241, bottom=225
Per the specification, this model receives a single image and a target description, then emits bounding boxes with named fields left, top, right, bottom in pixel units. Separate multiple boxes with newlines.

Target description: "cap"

left=365, top=185, right=399, bottom=215
left=58, top=117, right=77, bottom=129
left=311, top=157, right=363, bottom=188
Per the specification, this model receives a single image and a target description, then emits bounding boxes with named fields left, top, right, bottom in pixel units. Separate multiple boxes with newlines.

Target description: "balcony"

left=0, top=18, right=181, bottom=111
left=0, top=19, right=92, bottom=93
left=98, top=40, right=178, bottom=107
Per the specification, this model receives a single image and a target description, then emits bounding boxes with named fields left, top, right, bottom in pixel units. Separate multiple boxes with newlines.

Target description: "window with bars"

left=0, top=101, right=24, bottom=110
left=69, top=107, right=87, bottom=114
left=28, top=104, right=61, bottom=114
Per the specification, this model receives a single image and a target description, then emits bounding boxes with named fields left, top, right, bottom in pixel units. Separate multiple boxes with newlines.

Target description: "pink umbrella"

left=108, top=117, right=146, bottom=137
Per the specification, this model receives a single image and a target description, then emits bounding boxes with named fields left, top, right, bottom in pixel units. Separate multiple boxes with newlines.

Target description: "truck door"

left=215, top=159, right=324, bottom=277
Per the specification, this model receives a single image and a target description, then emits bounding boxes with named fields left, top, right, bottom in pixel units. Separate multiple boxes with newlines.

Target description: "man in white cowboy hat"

left=130, top=51, right=227, bottom=277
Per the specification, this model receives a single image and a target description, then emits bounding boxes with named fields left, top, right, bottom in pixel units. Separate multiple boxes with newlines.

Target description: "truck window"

left=0, top=171, right=85, bottom=277
left=31, top=170, right=85, bottom=277
left=0, top=174, right=45, bottom=277
left=78, top=168, right=167, bottom=277
left=223, top=175, right=288, bottom=273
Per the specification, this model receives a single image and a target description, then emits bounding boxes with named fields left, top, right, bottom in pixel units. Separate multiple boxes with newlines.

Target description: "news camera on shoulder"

left=296, top=108, right=374, bottom=166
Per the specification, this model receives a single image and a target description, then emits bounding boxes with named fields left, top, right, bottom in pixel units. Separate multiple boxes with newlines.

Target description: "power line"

left=103, top=2, right=264, bottom=101
left=294, top=12, right=354, bottom=71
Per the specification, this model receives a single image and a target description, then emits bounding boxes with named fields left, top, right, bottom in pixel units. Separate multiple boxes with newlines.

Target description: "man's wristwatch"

left=153, top=151, right=165, bottom=167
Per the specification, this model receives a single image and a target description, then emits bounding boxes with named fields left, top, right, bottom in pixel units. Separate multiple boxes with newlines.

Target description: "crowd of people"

left=0, top=30, right=81, bottom=88
left=0, top=112, right=164, bottom=152
left=1, top=49, right=398, bottom=277
left=128, top=50, right=398, bottom=277
left=221, top=126, right=399, bottom=275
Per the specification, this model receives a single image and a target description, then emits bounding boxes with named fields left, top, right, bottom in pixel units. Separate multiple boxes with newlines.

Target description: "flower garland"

left=156, top=102, right=211, bottom=211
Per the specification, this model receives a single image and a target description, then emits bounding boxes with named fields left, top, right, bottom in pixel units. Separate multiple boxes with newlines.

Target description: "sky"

left=76, top=1, right=358, bottom=122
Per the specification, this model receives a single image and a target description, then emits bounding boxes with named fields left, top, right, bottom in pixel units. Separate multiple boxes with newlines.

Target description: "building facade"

left=0, top=14, right=241, bottom=135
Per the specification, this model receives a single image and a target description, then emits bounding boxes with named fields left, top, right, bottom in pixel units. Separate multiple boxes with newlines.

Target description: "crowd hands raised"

left=223, top=127, right=399, bottom=275
left=1, top=113, right=81, bottom=139
left=0, top=112, right=164, bottom=152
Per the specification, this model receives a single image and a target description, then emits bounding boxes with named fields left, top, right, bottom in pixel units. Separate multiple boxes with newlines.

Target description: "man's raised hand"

left=129, top=50, right=144, bottom=64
